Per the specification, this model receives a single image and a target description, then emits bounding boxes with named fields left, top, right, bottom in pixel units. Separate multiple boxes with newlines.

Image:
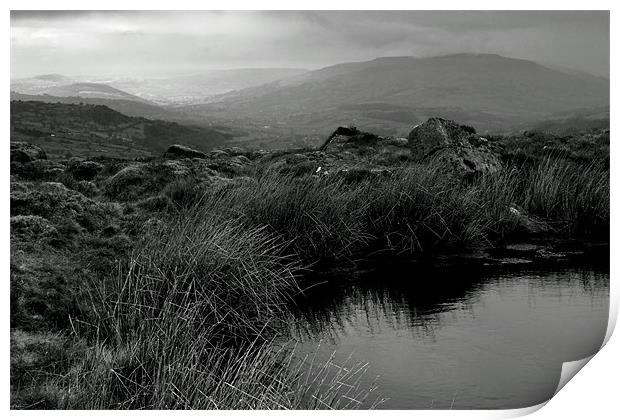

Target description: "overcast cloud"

left=10, top=10, right=610, bottom=79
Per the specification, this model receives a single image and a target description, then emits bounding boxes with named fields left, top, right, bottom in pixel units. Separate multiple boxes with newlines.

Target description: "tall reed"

left=52, top=209, right=381, bottom=409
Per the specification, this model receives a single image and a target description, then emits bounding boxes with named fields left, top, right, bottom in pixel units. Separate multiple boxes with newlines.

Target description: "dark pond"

left=287, top=261, right=609, bottom=409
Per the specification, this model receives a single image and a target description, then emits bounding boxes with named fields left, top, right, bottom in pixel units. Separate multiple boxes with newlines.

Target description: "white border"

left=3, top=1, right=617, bottom=419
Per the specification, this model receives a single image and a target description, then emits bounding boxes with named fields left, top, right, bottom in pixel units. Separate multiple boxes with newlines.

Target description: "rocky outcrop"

left=10, top=142, right=47, bottom=163
left=320, top=126, right=384, bottom=151
left=163, top=144, right=207, bottom=160
left=407, top=118, right=501, bottom=177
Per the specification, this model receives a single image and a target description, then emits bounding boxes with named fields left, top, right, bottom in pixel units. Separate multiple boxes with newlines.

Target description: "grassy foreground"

left=11, top=143, right=609, bottom=408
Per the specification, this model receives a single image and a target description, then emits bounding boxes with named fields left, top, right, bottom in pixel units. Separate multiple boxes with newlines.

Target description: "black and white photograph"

left=7, top=5, right=613, bottom=412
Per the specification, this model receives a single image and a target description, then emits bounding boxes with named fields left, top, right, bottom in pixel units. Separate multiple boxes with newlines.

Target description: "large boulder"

left=407, top=118, right=501, bottom=177
left=10, top=142, right=47, bottom=164
left=163, top=144, right=207, bottom=160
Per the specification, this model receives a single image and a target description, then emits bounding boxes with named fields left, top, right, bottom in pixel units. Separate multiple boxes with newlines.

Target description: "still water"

left=288, top=262, right=609, bottom=409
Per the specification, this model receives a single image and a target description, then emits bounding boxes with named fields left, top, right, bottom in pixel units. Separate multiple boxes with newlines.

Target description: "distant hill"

left=191, top=54, right=609, bottom=135
left=10, top=100, right=230, bottom=158
left=11, top=77, right=153, bottom=103
left=42, top=82, right=153, bottom=103
left=10, top=74, right=74, bottom=92
left=105, top=68, right=309, bottom=105
left=10, top=91, right=183, bottom=121
left=33, top=74, right=72, bottom=82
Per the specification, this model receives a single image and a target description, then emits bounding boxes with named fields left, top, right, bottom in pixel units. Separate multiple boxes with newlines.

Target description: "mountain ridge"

left=182, top=53, right=608, bottom=135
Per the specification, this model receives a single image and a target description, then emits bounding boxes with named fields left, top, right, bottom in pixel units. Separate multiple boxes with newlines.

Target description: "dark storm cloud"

left=10, top=10, right=609, bottom=78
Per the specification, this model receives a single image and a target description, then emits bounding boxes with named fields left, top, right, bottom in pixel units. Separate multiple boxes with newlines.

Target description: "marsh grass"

left=83, top=210, right=301, bottom=344
left=19, top=209, right=384, bottom=409
left=192, top=156, right=607, bottom=265
left=11, top=151, right=608, bottom=409
left=520, top=156, right=609, bottom=237
left=51, top=338, right=384, bottom=409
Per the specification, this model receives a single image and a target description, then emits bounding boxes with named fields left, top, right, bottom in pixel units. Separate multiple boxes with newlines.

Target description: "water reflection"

left=288, top=263, right=609, bottom=409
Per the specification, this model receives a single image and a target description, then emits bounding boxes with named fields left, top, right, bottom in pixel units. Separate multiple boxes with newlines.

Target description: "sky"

left=10, top=10, right=610, bottom=79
